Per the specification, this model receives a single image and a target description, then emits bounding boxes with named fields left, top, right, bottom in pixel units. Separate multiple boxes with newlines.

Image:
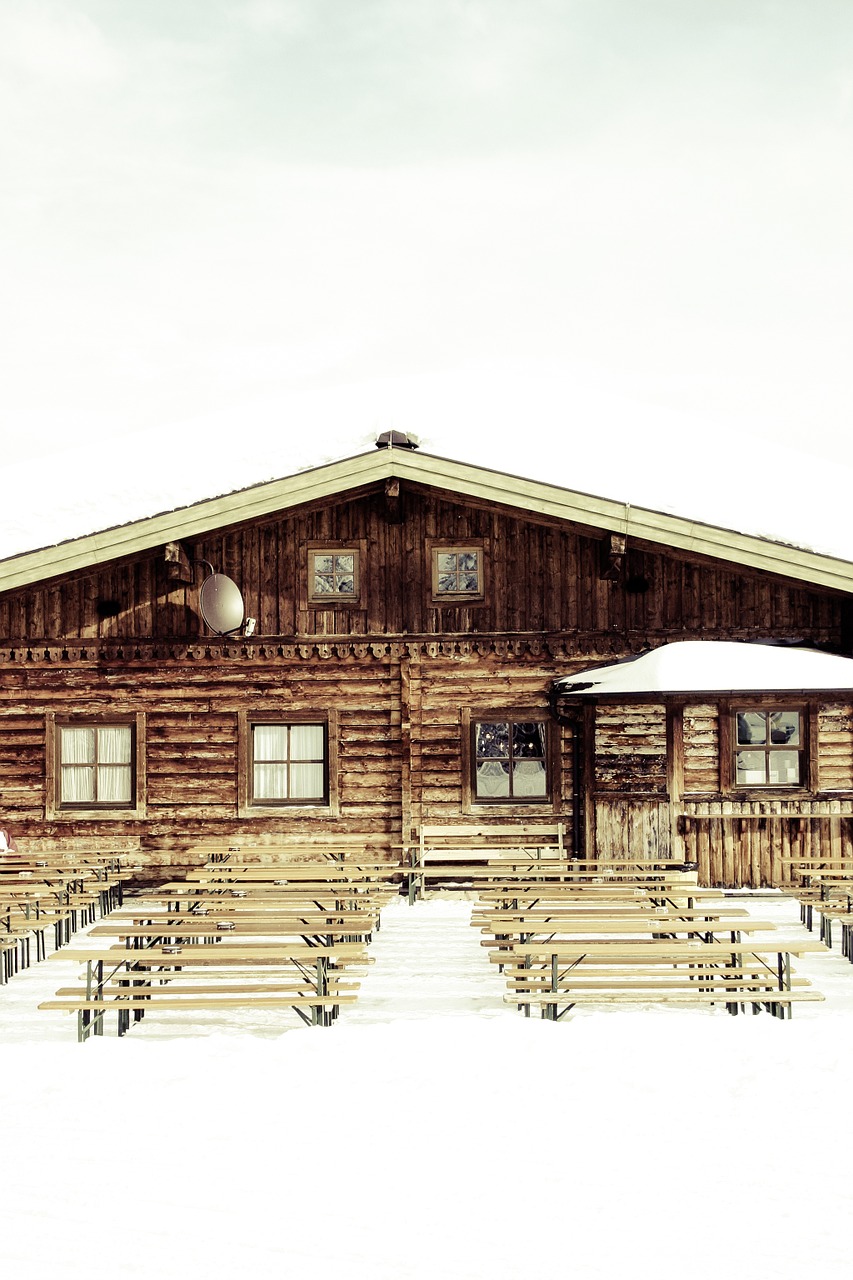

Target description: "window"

left=59, top=724, right=134, bottom=806
left=732, top=708, right=805, bottom=787
left=431, top=543, right=485, bottom=601
left=307, top=545, right=362, bottom=605
left=46, top=713, right=145, bottom=820
left=472, top=718, right=549, bottom=802
left=250, top=722, right=328, bottom=805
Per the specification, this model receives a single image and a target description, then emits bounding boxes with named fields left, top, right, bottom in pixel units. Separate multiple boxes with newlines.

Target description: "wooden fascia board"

left=0, top=451, right=393, bottom=592
left=386, top=452, right=853, bottom=595
left=1, top=446, right=852, bottom=595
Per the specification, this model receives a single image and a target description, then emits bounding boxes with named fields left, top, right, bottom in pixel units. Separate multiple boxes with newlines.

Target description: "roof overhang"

left=1, top=448, right=852, bottom=594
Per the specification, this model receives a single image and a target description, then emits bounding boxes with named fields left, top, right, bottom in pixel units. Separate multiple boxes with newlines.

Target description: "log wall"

left=0, top=655, right=403, bottom=876
left=1, top=481, right=851, bottom=886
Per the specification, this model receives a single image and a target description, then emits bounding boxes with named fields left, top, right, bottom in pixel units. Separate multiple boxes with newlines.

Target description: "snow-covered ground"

left=2, top=892, right=853, bottom=1279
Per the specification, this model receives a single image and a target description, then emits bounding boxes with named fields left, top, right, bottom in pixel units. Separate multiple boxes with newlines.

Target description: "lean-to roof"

left=553, top=640, right=853, bottom=697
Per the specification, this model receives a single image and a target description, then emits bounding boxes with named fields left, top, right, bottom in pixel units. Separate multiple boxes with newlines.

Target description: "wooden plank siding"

left=0, top=484, right=843, bottom=644
left=0, top=480, right=852, bottom=886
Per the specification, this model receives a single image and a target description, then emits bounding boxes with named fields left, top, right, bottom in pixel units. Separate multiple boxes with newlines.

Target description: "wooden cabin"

left=0, top=440, right=852, bottom=885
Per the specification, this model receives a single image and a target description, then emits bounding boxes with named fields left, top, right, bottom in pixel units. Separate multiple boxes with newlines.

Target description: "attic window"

left=307, top=544, right=363, bottom=606
left=430, top=542, right=486, bottom=602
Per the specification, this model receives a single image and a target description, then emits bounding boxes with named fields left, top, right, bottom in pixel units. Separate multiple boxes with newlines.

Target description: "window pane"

left=254, top=763, right=288, bottom=799
left=476, top=761, right=510, bottom=797
left=736, top=713, right=766, bottom=745
left=61, top=766, right=95, bottom=803
left=254, top=725, right=288, bottom=761
left=289, top=763, right=325, bottom=799
left=99, top=726, right=131, bottom=764
left=335, top=555, right=354, bottom=574
left=736, top=750, right=767, bottom=784
left=768, top=751, right=800, bottom=785
left=97, top=766, right=132, bottom=803
left=313, top=555, right=335, bottom=574
left=770, top=711, right=799, bottom=746
left=513, top=722, right=545, bottom=759
left=437, top=553, right=457, bottom=574
left=61, top=727, right=95, bottom=764
left=290, top=724, right=324, bottom=761
left=458, top=552, right=478, bottom=572
left=513, top=760, right=547, bottom=796
left=476, top=722, right=510, bottom=758
left=313, top=574, right=335, bottom=594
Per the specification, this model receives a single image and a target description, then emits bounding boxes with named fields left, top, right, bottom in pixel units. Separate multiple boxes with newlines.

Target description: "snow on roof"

left=553, top=640, right=853, bottom=696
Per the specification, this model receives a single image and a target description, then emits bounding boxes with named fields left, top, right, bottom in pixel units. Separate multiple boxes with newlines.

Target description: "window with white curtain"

left=251, top=722, right=327, bottom=805
left=472, top=719, right=549, bottom=802
left=59, top=724, right=134, bottom=807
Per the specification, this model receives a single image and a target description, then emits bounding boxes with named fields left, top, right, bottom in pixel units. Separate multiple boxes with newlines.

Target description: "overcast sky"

left=2, top=1, right=853, bottom=562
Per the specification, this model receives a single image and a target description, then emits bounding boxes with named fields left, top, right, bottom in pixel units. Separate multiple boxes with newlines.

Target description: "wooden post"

left=667, top=703, right=686, bottom=865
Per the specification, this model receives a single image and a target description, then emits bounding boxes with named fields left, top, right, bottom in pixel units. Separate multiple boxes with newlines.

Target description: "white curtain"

left=288, top=725, right=324, bottom=799
left=513, top=761, right=547, bottom=797
left=60, top=726, right=131, bottom=803
left=476, top=761, right=510, bottom=797
left=255, top=763, right=289, bottom=799
left=60, top=728, right=94, bottom=802
left=253, top=724, right=324, bottom=801
left=289, top=763, right=324, bottom=798
left=61, top=727, right=94, bottom=763
left=254, top=725, right=287, bottom=761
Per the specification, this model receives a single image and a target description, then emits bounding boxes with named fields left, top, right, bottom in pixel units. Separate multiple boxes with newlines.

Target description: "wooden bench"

left=39, top=852, right=388, bottom=1039
left=502, top=990, right=824, bottom=1017
left=42, top=937, right=372, bottom=1039
left=40, top=991, right=360, bottom=1041
left=490, top=936, right=825, bottom=1021
left=151, top=835, right=400, bottom=874
left=407, top=823, right=567, bottom=902
left=0, top=858, right=126, bottom=980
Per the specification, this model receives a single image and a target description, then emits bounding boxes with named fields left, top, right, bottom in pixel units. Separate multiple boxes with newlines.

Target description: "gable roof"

left=552, top=640, right=853, bottom=697
left=1, top=445, right=853, bottom=595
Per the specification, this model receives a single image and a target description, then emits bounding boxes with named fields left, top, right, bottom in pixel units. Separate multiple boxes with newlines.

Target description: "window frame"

left=305, top=540, right=366, bottom=609
left=720, top=699, right=817, bottom=794
left=46, top=712, right=147, bottom=821
left=429, top=539, right=487, bottom=605
left=238, top=710, right=339, bottom=816
left=462, top=708, right=557, bottom=811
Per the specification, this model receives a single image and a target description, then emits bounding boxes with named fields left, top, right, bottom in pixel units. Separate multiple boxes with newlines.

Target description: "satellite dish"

left=198, top=572, right=245, bottom=636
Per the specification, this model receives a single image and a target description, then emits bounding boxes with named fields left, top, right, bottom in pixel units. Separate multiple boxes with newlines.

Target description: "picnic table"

left=41, top=938, right=372, bottom=1040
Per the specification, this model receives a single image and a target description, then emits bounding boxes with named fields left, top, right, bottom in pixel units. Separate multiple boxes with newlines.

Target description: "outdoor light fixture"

left=194, top=559, right=246, bottom=637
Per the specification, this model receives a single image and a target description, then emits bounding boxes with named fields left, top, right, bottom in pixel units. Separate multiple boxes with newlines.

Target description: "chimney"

left=375, top=430, right=419, bottom=450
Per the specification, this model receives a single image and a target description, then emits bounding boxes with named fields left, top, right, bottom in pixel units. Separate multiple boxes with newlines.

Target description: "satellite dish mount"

left=194, top=560, right=247, bottom=637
